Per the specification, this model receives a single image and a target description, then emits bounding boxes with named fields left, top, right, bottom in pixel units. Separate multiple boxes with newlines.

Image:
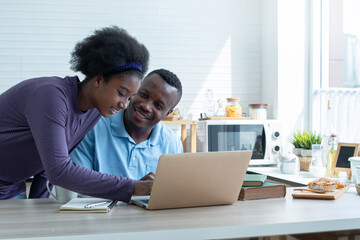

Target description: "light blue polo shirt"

left=70, top=110, right=183, bottom=180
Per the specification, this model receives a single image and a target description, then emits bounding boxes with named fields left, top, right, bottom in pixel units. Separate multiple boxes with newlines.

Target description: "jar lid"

left=349, top=157, right=360, bottom=162
left=226, top=97, right=240, bottom=102
left=249, top=104, right=268, bottom=108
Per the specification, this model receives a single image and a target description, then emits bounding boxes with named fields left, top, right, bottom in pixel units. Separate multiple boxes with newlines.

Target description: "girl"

left=0, top=26, right=151, bottom=201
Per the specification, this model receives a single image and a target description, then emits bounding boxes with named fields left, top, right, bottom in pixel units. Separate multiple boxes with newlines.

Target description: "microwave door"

left=239, top=125, right=266, bottom=159
left=208, top=124, right=266, bottom=160
left=214, top=125, right=241, bottom=151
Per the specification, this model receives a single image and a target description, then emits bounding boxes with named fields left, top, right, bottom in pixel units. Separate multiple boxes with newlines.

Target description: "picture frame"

left=331, top=143, right=360, bottom=179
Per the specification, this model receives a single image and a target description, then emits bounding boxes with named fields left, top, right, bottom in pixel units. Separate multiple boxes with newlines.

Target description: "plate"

left=292, top=185, right=350, bottom=200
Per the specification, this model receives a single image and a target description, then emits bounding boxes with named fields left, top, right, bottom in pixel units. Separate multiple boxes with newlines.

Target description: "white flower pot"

left=301, top=149, right=312, bottom=157
left=293, top=148, right=302, bottom=156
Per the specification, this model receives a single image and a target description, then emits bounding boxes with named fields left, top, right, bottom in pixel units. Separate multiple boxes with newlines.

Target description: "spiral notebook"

left=59, top=198, right=117, bottom=213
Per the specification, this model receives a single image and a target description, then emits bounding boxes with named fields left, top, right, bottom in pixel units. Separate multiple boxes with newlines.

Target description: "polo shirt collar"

left=110, top=110, right=163, bottom=147
left=110, top=110, right=129, bottom=138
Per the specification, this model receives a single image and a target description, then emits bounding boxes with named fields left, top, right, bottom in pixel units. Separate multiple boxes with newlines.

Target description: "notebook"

left=131, top=150, right=252, bottom=210
left=59, top=198, right=118, bottom=213
left=242, top=173, right=267, bottom=186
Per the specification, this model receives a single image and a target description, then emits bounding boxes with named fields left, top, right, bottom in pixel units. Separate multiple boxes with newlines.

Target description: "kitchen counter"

left=1, top=187, right=360, bottom=240
left=247, top=166, right=353, bottom=186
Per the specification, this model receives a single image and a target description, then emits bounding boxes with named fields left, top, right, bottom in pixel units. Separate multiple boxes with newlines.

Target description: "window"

left=312, top=0, right=360, bottom=143
left=343, top=0, right=360, bottom=88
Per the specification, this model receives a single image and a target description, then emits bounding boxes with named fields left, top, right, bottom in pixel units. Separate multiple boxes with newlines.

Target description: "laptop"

left=131, top=150, right=252, bottom=210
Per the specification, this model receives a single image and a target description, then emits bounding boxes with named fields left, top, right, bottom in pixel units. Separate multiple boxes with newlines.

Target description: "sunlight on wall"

left=343, top=0, right=360, bottom=37
left=277, top=0, right=307, bottom=153
left=190, top=36, right=232, bottom=117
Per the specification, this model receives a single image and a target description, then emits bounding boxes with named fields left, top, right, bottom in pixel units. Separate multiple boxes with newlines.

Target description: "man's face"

left=126, top=73, right=179, bottom=130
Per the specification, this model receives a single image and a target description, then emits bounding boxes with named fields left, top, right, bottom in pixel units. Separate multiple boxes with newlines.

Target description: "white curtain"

left=312, top=88, right=360, bottom=143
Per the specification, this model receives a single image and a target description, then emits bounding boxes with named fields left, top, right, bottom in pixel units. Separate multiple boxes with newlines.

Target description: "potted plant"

left=299, top=131, right=322, bottom=157
left=291, top=130, right=322, bottom=155
left=291, top=130, right=322, bottom=171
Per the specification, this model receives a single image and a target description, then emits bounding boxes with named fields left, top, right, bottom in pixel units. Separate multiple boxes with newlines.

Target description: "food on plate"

left=307, top=178, right=345, bottom=192
left=163, top=108, right=181, bottom=120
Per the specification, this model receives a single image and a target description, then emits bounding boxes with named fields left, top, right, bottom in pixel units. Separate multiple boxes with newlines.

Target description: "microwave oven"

left=197, top=119, right=282, bottom=166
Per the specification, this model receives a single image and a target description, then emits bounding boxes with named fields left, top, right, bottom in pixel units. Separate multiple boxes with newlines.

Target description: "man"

left=70, top=69, right=183, bottom=181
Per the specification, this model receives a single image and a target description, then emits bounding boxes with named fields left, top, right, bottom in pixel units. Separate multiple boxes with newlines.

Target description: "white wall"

left=0, top=0, right=312, bottom=153
left=0, top=0, right=263, bottom=121
left=278, top=0, right=309, bottom=153
left=261, top=0, right=278, bottom=119
left=262, top=0, right=310, bottom=154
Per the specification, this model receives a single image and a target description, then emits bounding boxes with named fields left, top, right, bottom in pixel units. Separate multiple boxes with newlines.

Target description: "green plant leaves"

left=290, top=130, right=322, bottom=150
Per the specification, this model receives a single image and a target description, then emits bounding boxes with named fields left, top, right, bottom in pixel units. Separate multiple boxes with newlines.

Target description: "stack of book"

left=239, top=174, right=286, bottom=200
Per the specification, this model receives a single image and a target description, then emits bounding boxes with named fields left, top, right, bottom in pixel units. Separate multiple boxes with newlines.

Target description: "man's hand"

left=140, top=172, right=155, bottom=181
left=134, top=180, right=153, bottom=195
left=133, top=172, right=155, bottom=195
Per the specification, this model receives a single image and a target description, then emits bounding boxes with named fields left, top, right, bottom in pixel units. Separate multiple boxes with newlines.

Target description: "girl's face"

left=93, top=73, right=141, bottom=117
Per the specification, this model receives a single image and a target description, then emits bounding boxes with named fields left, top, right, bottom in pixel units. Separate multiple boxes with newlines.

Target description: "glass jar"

left=249, top=104, right=268, bottom=120
left=215, top=98, right=226, bottom=117
left=225, top=98, right=242, bottom=117
left=326, top=134, right=338, bottom=177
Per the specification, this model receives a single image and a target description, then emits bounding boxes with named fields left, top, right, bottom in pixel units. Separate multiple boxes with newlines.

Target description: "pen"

left=84, top=201, right=111, bottom=208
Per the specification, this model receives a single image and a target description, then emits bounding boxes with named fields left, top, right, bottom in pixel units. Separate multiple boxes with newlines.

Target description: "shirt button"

left=133, top=157, right=135, bottom=160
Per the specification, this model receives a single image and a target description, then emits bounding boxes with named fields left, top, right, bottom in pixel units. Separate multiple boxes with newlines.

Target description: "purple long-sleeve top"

left=0, top=76, right=136, bottom=200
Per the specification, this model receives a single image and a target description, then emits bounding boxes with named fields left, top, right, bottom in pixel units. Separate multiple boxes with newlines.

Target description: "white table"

left=247, top=166, right=353, bottom=186
left=1, top=187, right=360, bottom=240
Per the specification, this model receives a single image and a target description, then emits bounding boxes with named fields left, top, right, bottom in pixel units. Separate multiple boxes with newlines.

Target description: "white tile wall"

left=0, top=0, right=263, bottom=149
left=0, top=0, right=262, bottom=118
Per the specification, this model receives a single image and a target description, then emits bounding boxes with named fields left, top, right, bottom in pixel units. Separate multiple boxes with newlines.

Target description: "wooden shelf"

left=161, top=120, right=198, bottom=152
left=199, top=117, right=251, bottom=120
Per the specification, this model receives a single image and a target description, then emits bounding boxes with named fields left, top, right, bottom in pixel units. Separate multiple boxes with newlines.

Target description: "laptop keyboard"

left=140, top=199, right=149, bottom=204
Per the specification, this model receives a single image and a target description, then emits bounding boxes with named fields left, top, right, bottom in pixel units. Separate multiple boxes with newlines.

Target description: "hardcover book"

left=242, top=174, right=267, bottom=186
left=239, top=181, right=286, bottom=200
